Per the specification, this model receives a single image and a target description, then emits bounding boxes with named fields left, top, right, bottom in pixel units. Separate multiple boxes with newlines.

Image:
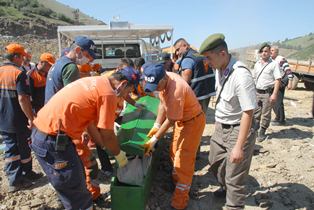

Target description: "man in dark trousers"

left=0, top=43, right=42, bottom=192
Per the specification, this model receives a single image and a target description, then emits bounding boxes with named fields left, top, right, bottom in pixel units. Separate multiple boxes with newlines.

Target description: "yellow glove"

left=144, top=135, right=158, bottom=156
left=147, top=123, right=161, bottom=137
left=115, top=150, right=128, bottom=168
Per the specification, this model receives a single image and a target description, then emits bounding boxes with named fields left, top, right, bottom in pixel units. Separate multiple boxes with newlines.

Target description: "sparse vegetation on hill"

left=273, top=33, right=314, bottom=60
left=0, top=0, right=75, bottom=24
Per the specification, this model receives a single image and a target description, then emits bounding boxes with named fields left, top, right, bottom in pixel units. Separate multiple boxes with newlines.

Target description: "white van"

left=57, top=22, right=173, bottom=70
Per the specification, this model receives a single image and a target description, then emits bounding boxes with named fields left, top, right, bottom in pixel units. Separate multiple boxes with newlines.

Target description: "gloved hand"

left=134, top=102, right=146, bottom=110
left=144, top=135, right=158, bottom=156
left=115, top=150, right=128, bottom=168
left=147, top=123, right=161, bottom=137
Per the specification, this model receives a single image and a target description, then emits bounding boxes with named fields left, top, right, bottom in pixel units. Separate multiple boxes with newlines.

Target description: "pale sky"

left=58, top=0, right=314, bottom=49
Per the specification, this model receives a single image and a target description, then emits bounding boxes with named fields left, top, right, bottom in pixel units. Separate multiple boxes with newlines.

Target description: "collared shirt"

left=253, top=58, right=281, bottom=90
left=215, top=56, right=257, bottom=124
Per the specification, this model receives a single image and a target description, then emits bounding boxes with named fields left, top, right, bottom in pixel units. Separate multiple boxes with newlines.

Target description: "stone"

left=30, top=199, right=42, bottom=208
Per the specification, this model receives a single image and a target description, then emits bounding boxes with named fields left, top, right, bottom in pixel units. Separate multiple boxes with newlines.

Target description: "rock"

left=19, top=206, right=30, bottom=210
left=266, top=163, right=278, bottom=168
left=10, top=200, right=16, bottom=206
left=259, top=199, right=273, bottom=208
left=30, top=199, right=42, bottom=208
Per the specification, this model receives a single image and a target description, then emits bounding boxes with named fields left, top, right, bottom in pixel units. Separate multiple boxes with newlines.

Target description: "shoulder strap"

left=255, top=62, right=270, bottom=85
left=215, top=66, right=249, bottom=108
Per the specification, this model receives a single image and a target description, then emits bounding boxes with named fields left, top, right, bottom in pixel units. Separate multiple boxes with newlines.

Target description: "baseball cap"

left=142, top=63, right=165, bottom=92
left=119, top=66, right=140, bottom=86
left=199, top=33, right=226, bottom=54
left=40, top=53, right=56, bottom=66
left=5, top=43, right=27, bottom=56
left=74, top=36, right=96, bottom=59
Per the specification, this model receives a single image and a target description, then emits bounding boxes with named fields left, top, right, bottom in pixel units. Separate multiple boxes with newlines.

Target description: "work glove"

left=147, top=123, right=161, bottom=138
left=134, top=102, right=146, bottom=110
left=115, top=150, right=128, bottom=168
left=144, top=135, right=158, bottom=156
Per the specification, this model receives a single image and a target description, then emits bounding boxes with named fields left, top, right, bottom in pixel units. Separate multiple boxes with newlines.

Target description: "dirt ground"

left=0, top=83, right=313, bottom=210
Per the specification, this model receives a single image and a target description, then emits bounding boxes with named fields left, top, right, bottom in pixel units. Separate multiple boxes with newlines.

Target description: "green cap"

left=258, top=42, right=270, bottom=53
left=199, top=33, right=226, bottom=54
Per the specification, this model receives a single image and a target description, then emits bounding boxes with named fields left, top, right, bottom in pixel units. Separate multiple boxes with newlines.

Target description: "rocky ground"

left=0, top=84, right=313, bottom=210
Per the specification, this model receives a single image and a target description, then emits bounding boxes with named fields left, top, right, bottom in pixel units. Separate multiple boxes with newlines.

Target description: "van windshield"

left=95, top=44, right=140, bottom=59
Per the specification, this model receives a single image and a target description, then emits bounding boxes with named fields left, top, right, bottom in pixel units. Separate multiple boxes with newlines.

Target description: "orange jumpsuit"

left=34, top=76, right=117, bottom=201
left=159, top=72, right=205, bottom=209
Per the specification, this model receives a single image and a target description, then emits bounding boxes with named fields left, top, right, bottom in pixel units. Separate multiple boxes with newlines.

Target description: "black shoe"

left=8, top=178, right=33, bottom=193
left=23, top=171, right=43, bottom=181
left=271, top=120, right=286, bottom=126
left=257, top=128, right=267, bottom=142
left=93, top=194, right=109, bottom=208
left=213, top=187, right=226, bottom=198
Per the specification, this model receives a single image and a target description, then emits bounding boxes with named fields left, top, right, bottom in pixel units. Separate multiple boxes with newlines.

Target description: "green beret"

left=199, top=33, right=225, bottom=54
left=259, top=42, right=271, bottom=53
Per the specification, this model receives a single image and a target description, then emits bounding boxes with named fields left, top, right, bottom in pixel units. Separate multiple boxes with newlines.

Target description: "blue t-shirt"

left=180, top=57, right=195, bottom=71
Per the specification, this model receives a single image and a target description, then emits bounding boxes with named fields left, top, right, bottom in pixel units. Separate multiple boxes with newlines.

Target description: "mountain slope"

left=37, top=0, right=104, bottom=25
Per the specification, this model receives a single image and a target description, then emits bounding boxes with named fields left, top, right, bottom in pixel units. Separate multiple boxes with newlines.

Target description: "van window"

left=95, top=44, right=141, bottom=59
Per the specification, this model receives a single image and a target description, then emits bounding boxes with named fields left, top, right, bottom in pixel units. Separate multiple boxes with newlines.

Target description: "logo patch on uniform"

left=53, top=161, right=68, bottom=170
left=145, top=76, right=155, bottom=83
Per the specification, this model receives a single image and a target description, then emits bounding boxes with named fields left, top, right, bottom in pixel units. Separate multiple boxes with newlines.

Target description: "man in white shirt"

left=200, top=33, right=257, bottom=210
left=253, top=43, right=281, bottom=141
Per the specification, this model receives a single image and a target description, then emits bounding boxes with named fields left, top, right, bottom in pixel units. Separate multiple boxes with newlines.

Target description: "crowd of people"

left=0, top=33, right=295, bottom=209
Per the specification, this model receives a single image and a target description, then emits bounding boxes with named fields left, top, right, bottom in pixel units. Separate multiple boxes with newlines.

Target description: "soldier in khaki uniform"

left=253, top=43, right=281, bottom=141
left=199, top=34, right=257, bottom=210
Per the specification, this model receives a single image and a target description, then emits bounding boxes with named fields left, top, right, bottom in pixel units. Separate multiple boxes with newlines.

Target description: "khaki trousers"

left=254, top=92, right=273, bottom=130
left=209, top=122, right=256, bottom=209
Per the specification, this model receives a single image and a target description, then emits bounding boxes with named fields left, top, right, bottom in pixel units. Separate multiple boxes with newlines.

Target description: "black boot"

left=257, top=128, right=267, bottom=142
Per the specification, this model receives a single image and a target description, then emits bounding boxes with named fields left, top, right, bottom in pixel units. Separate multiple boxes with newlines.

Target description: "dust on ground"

left=0, top=83, right=313, bottom=210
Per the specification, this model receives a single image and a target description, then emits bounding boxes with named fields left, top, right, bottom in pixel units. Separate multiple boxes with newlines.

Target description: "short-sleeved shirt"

left=0, top=63, right=30, bottom=133
left=180, top=57, right=195, bottom=71
left=159, top=72, right=201, bottom=122
left=274, top=55, right=293, bottom=78
left=34, top=76, right=117, bottom=140
left=253, top=58, right=281, bottom=90
left=215, top=57, right=257, bottom=125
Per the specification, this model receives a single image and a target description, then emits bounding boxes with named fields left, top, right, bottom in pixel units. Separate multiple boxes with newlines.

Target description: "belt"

left=182, top=112, right=203, bottom=123
left=256, top=88, right=272, bottom=94
left=221, top=123, right=240, bottom=129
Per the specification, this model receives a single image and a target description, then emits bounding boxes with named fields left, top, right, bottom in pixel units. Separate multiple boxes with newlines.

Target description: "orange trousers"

left=170, top=112, right=206, bottom=209
left=73, top=139, right=100, bottom=200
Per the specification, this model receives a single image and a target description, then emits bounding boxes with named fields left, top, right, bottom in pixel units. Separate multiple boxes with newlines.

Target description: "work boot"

left=213, top=186, right=226, bottom=198
left=93, top=194, right=110, bottom=208
left=8, top=178, right=33, bottom=193
left=271, top=120, right=286, bottom=126
left=257, top=128, right=267, bottom=142
left=23, top=171, right=43, bottom=181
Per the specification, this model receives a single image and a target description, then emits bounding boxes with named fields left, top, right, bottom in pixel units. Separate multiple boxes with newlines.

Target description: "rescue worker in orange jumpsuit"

left=27, top=53, right=56, bottom=113
left=0, top=43, right=42, bottom=192
left=44, top=36, right=104, bottom=203
left=143, top=63, right=206, bottom=209
left=30, top=70, right=134, bottom=209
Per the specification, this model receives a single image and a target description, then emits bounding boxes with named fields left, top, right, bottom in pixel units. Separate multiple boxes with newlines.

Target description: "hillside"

left=37, top=0, right=104, bottom=25
left=232, top=33, right=314, bottom=66
left=274, top=33, right=314, bottom=60
left=0, top=0, right=104, bottom=38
